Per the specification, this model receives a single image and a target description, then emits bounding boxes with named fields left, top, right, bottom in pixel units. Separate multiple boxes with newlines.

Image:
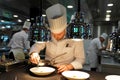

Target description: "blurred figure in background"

left=29, top=4, right=85, bottom=73
left=86, top=33, right=108, bottom=71
left=7, top=21, right=31, bottom=61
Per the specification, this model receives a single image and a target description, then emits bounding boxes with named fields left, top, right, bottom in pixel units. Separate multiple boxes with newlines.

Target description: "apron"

left=87, top=50, right=98, bottom=68
left=11, top=48, right=25, bottom=61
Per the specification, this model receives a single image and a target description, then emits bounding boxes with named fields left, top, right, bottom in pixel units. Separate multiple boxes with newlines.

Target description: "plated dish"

left=30, top=66, right=55, bottom=76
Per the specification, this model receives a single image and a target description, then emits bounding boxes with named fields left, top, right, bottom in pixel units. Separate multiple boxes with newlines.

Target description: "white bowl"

left=105, top=75, right=120, bottom=80
left=62, top=71, right=90, bottom=80
left=30, top=66, right=55, bottom=76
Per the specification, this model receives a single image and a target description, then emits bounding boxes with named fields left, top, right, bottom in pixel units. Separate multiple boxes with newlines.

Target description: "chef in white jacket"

left=8, top=21, right=31, bottom=61
left=29, top=4, right=85, bottom=73
left=87, top=33, right=108, bottom=71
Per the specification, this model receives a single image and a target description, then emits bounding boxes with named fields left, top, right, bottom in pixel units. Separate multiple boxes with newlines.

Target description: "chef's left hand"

left=56, top=64, right=74, bottom=73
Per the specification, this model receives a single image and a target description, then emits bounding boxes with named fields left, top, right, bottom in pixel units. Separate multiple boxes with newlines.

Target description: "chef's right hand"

left=29, top=52, right=40, bottom=64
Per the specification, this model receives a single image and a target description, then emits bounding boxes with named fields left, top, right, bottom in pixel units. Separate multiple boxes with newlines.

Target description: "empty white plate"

left=105, top=75, right=120, bottom=80
left=62, top=71, right=90, bottom=80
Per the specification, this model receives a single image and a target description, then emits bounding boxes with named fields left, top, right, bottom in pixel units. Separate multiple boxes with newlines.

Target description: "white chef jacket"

left=86, top=38, right=102, bottom=68
left=29, top=37, right=85, bottom=69
left=8, top=30, right=30, bottom=61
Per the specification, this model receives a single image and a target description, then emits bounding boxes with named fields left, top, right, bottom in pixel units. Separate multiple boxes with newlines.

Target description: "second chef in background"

left=8, top=21, right=31, bottom=61
left=29, top=4, right=85, bottom=73
left=87, top=33, right=108, bottom=71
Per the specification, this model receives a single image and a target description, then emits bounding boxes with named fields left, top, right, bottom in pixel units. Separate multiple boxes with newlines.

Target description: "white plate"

left=30, top=66, right=55, bottom=76
left=62, top=71, right=90, bottom=80
left=105, top=75, right=120, bottom=80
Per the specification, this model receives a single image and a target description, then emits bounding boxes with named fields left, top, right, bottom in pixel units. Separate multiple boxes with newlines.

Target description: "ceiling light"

left=106, top=14, right=111, bottom=18
left=6, top=25, right=11, bottom=28
left=105, top=17, right=110, bottom=21
left=42, top=14, right=46, bottom=17
left=13, top=15, right=18, bottom=17
left=67, top=5, right=73, bottom=8
left=18, top=19, right=22, bottom=22
left=26, top=19, right=30, bottom=21
left=1, top=26, right=5, bottom=29
left=1, top=20, right=5, bottom=22
left=107, top=3, right=113, bottom=7
left=106, top=10, right=111, bottom=13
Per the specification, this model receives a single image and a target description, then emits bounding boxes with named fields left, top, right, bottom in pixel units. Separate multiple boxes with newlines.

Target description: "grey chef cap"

left=100, top=33, right=108, bottom=40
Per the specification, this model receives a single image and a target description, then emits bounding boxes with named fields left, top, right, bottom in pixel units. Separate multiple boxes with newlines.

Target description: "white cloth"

left=11, top=49, right=25, bottom=61
left=29, top=38, right=85, bottom=69
left=8, top=30, right=30, bottom=61
left=86, top=38, right=102, bottom=68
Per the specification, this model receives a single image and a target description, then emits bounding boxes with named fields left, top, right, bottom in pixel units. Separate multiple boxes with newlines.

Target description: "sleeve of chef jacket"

left=29, top=42, right=46, bottom=55
left=96, top=40, right=102, bottom=50
left=71, top=40, right=85, bottom=69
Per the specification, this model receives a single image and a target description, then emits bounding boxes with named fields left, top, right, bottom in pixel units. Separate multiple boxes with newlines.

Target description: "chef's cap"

left=100, top=33, right=108, bottom=40
left=23, top=21, right=31, bottom=30
left=46, top=4, right=67, bottom=33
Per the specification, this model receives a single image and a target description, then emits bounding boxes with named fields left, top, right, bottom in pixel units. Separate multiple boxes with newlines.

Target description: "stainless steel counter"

left=0, top=47, right=10, bottom=52
left=0, top=65, right=112, bottom=80
left=101, top=53, right=120, bottom=74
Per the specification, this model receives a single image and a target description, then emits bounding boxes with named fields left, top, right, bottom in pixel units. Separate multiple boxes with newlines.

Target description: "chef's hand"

left=56, top=64, right=74, bottom=73
left=29, top=52, right=40, bottom=64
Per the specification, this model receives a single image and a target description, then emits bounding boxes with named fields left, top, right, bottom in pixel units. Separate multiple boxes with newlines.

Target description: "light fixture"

left=6, top=25, right=11, bottom=28
left=67, top=0, right=92, bottom=40
left=1, top=20, right=5, bottom=22
left=105, top=17, right=110, bottom=21
left=30, top=0, right=50, bottom=43
left=106, top=10, right=112, bottom=13
left=106, top=14, right=111, bottom=18
left=18, top=19, right=22, bottom=22
left=13, top=15, right=18, bottom=18
left=42, top=14, right=46, bottom=17
left=1, top=26, right=5, bottom=29
left=107, top=3, right=113, bottom=7
left=26, top=19, right=30, bottom=21
left=67, top=5, right=73, bottom=8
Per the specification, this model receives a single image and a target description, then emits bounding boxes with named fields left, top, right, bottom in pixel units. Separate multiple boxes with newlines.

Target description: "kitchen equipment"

left=0, top=60, right=26, bottom=72
left=29, top=66, right=55, bottom=76
left=105, top=75, right=120, bottom=80
left=62, top=70, right=90, bottom=80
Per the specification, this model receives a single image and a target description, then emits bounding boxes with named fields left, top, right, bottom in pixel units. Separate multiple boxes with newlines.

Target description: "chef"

left=29, top=4, right=85, bottom=73
left=8, top=21, right=31, bottom=61
left=86, top=33, right=108, bottom=71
